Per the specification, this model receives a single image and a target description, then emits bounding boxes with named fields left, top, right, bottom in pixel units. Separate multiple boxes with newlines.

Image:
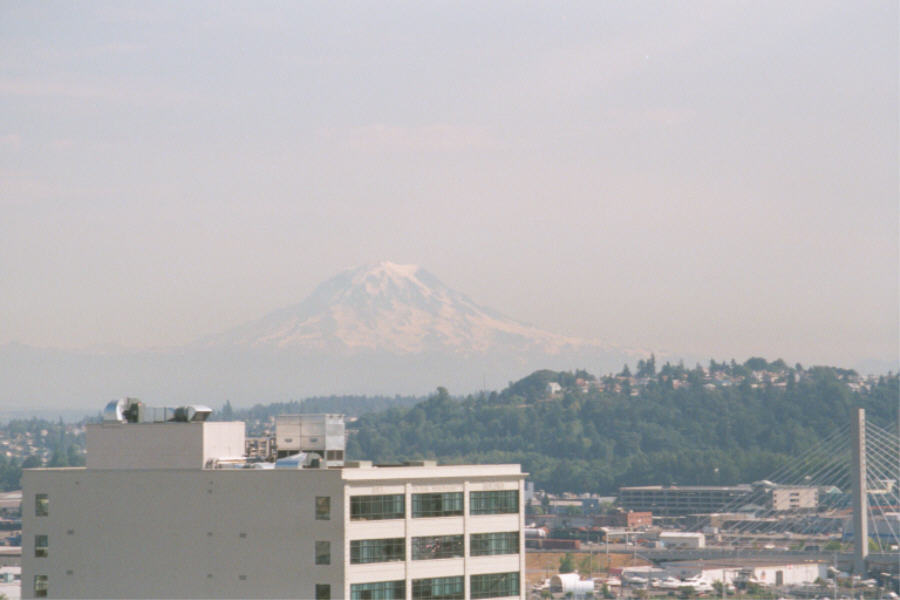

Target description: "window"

left=350, top=580, right=405, bottom=600
left=469, top=490, right=518, bottom=515
left=316, top=584, right=331, bottom=600
left=412, top=535, right=463, bottom=560
left=412, top=492, right=463, bottom=518
left=35, top=493, right=48, bottom=517
left=350, top=494, right=405, bottom=520
left=470, top=572, right=520, bottom=599
left=34, top=575, right=48, bottom=598
left=412, top=576, right=464, bottom=600
left=315, top=540, right=331, bottom=565
left=326, top=450, right=344, bottom=460
left=470, top=531, right=518, bottom=556
left=316, top=496, right=331, bottom=520
left=351, top=538, right=405, bottom=564
left=34, top=534, right=48, bottom=558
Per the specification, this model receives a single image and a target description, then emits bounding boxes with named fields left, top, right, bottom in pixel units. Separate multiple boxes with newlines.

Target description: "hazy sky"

left=1, top=1, right=897, bottom=369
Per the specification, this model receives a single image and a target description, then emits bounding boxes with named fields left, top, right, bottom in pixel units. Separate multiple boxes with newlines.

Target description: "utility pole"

left=851, top=407, right=868, bottom=576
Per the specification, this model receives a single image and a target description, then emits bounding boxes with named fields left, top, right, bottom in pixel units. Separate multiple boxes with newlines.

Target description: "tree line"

left=344, top=361, right=897, bottom=494
left=0, top=418, right=85, bottom=491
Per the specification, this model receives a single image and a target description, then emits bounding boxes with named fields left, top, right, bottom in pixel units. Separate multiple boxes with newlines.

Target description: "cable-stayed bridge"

left=655, top=409, right=899, bottom=575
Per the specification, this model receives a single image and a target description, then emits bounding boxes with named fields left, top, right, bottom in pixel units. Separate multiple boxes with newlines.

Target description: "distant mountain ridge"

left=0, top=261, right=644, bottom=408
left=195, top=261, right=605, bottom=356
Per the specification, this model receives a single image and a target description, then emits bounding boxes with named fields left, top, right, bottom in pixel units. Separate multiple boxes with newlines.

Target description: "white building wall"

left=658, top=532, right=705, bottom=549
left=342, top=472, right=525, bottom=599
left=750, top=563, right=827, bottom=586
left=664, top=562, right=827, bottom=586
left=770, top=487, right=817, bottom=511
left=201, top=422, right=247, bottom=464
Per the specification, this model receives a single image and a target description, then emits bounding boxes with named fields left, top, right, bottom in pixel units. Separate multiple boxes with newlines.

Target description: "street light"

left=828, top=566, right=840, bottom=600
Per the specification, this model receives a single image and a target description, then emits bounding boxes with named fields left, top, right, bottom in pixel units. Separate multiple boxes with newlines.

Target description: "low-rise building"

left=594, top=510, right=652, bottom=528
left=22, top=399, right=525, bottom=599
left=662, top=558, right=828, bottom=587
left=618, top=485, right=752, bottom=516
left=658, top=531, right=705, bottom=549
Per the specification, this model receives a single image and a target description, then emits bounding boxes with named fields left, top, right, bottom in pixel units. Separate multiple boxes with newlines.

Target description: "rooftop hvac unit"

left=275, top=414, right=345, bottom=465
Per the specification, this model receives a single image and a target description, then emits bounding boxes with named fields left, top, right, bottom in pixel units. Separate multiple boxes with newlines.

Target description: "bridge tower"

left=851, top=407, right=868, bottom=575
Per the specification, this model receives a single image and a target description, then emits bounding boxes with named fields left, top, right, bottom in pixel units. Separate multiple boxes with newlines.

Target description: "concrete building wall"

left=770, top=487, right=817, bottom=512
left=85, top=422, right=245, bottom=470
left=23, top=463, right=525, bottom=599
left=23, top=468, right=345, bottom=599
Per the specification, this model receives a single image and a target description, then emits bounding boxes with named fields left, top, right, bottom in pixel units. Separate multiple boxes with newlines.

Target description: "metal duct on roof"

left=101, top=398, right=213, bottom=423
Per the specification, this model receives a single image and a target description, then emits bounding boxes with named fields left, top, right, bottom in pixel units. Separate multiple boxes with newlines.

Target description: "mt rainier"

left=198, top=261, right=594, bottom=356
left=0, top=262, right=643, bottom=408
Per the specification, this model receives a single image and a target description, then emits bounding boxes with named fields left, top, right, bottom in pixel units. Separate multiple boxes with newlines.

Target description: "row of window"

left=350, top=490, right=519, bottom=520
left=31, top=529, right=511, bottom=567
left=34, top=490, right=518, bottom=521
left=348, top=572, right=519, bottom=600
left=34, top=575, right=47, bottom=598
left=350, top=532, right=518, bottom=563
left=35, top=493, right=339, bottom=522
left=34, top=525, right=512, bottom=567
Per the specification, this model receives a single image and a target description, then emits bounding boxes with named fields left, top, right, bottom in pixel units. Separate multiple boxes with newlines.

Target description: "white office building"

left=22, top=400, right=525, bottom=599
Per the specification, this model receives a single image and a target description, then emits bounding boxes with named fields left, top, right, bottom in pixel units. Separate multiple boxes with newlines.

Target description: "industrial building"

left=661, top=558, right=828, bottom=587
left=617, top=485, right=753, bottom=516
left=618, top=482, right=818, bottom=516
left=22, top=399, right=525, bottom=599
left=657, top=532, right=705, bottom=549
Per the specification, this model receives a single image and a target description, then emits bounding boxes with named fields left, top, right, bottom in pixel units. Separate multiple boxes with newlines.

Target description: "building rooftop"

left=620, top=485, right=753, bottom=492
left=661, top=558, right=827, bottom=569
left=339, top=462, right=524, bottom=480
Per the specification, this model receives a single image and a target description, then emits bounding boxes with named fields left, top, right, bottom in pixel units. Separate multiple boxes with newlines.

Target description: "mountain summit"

left=199, top=261, right=592, bottom=355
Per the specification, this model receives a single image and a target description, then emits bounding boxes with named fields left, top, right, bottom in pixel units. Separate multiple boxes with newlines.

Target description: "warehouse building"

left=662, top=558, right=828, bottom=587
left=22, top=399, right=525, bottom=599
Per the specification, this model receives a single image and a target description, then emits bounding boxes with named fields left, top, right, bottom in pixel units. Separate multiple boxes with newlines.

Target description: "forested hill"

left=345, top=359, right=898, bottom=494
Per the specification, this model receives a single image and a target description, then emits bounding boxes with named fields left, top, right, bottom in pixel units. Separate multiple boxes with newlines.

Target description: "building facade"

left=594, top=511, right=652, bottom=528
left=22, top=409, right=525, bottom=599
left=662, top=558, right=828, bottom=587
left=617, top=486, right=752, bottom=516
left=768, top=486, right=818, bottom=512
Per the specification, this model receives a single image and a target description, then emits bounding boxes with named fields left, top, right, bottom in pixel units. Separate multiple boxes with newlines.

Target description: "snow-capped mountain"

left=0, top=262, right=645, bottom=408
left=197, top=261, right=600, bottom=356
